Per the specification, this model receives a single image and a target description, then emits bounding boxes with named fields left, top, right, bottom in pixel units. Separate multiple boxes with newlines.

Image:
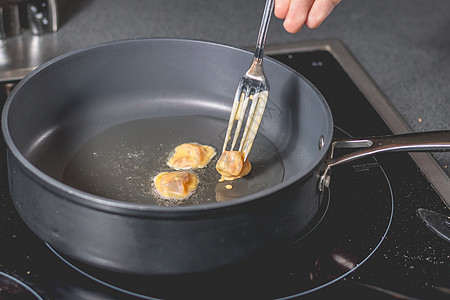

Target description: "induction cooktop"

left=0, top=40, right=449, bottom=299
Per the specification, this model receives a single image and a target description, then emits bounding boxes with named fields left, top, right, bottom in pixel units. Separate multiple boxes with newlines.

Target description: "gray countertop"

left=0, top=0, right=448, bottom=175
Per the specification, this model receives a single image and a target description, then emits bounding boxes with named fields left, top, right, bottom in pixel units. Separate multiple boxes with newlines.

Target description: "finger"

left=283, top=0, right=315, bottom=33
left=306, top=0, right=341, bottom=29
left=274, top=0, right=290, bottom=19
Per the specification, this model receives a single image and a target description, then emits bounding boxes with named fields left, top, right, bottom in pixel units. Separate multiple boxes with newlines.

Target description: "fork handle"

left=254, top=0, right=275, bottom=61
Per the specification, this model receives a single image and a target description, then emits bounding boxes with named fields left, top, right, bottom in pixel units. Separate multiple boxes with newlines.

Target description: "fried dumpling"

left=154, top=171, right=199, bottom=199
left=216, top=151, right=252, bottom=182
left=168, top=143, right=216, bottom=170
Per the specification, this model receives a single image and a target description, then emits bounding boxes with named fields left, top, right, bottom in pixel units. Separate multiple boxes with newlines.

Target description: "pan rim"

left=1, top=38, right=334, bottom=215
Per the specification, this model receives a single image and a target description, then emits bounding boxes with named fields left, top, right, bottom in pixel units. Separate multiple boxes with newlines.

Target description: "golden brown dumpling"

left=216, top=151, right=251, bottom=182
left=168, top=143, right=216, bottom=170
left=154, top=171, right=198, bottom=199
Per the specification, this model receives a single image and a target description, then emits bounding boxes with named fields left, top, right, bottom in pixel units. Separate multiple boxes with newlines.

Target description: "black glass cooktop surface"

left=0, top=40, right=449, bottom=299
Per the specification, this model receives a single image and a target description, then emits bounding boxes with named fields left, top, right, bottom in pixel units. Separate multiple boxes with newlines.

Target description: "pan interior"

left=4, top=39, right=333, bottom=208
left=61, top=115, right=285, bottom=206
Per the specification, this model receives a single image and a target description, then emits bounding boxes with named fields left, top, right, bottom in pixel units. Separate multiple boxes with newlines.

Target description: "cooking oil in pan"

left=62, top=116, right=284, bottom=206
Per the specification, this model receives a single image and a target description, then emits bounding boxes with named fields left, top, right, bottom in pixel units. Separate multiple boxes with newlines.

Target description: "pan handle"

left=319, top=130, right=450, bottom=192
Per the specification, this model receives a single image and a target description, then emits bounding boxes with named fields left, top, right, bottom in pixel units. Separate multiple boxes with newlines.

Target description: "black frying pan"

left=2, top=39, right=449, bottom=275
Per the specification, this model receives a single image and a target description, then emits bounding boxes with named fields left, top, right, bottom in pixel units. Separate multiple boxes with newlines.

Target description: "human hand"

left=274, top=0, right=341, bottom=33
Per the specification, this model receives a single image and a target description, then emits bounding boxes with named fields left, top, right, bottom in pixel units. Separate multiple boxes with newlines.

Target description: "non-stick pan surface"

left=3, top=38, right=333, bottom=210
left=2, top=39, right=334, bottom=274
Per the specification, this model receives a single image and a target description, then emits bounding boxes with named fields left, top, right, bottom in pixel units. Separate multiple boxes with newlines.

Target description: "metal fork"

left=222, top=0, right=274, bottom=160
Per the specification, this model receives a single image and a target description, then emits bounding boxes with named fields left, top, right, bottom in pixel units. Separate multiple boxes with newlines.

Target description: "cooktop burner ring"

left=45, top=126, right=394, bottom=299
left=0, top=271, right=44, bottom=300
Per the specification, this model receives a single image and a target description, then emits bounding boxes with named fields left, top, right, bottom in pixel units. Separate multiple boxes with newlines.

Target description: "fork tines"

left=222, top=71, right=269, bottom=160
